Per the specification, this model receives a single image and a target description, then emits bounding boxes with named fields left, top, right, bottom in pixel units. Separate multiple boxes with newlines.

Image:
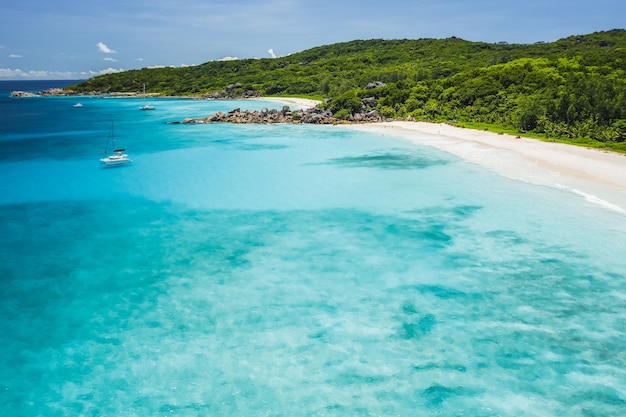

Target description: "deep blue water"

left=1, top=81, right=625, bottom=416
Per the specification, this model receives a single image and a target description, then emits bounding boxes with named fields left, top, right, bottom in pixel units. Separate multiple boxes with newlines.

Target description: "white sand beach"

left=348, top=121, right=626, bottom=214
left=253, top=96, right=321, bottom=109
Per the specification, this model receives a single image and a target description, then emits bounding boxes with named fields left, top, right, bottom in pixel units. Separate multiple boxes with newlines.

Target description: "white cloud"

left=0, top=68, right=78, bottom=79
left=219, top=56, right=239, bottom=61
left=0, top=68, right=27, bottom=78
left=9, top=54, right=22, bottom=58
left=103, top=57, right=118, bottom=62
left=268, top=48, right=277, bottom=58
left=96, top=42, right=116, bottom=54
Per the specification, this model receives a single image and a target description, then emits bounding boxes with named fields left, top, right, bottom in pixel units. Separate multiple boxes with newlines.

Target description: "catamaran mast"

left=103, top=120, right=114, bottom=155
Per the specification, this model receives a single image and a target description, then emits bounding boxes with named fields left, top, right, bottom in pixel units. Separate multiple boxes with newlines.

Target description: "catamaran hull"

left=100, top=156, right=132, bottom=167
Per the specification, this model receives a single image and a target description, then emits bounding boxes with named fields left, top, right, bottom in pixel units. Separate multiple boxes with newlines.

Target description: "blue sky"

left=1, top=0, right=624, bottom=80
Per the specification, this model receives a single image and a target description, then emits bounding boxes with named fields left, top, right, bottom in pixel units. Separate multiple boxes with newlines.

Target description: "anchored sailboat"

left=100, top=121, right=132, bottom=167
left=139, top=84, right=155, bottom=110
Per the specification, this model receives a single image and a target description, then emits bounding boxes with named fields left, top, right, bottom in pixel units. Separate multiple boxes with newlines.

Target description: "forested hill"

left=68, top=29, right=626, bottom=147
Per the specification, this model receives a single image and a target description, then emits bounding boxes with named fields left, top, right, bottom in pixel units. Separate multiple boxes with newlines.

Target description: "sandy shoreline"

left=347, top=121, right=626, bottom=214
left=252, top=96, right=321, bottom=109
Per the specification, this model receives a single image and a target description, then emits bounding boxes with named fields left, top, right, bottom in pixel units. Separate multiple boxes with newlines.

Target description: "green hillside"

left=68, top=29, right=626, bottom=149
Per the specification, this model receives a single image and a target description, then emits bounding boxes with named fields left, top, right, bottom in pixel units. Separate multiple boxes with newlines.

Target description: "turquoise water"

left=1, top=82, right=625, bottom=416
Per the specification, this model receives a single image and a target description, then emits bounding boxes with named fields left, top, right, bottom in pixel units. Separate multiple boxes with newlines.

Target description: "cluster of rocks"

left=180, top=105, right=385, bottom=125
left=182, top=85, right=387, bottom=125
left=40, top=88, right=69, bottom=96
left=11, top=88, right=77, bottom=97
left=10, top=91, right=38, bottom=97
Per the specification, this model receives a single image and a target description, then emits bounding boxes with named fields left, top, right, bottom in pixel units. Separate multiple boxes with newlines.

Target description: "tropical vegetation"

left=67, top=29, right=626, bottom=151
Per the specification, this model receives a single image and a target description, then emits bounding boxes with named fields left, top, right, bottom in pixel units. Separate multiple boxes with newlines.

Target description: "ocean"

left=1, top=80, right=625, bottom=416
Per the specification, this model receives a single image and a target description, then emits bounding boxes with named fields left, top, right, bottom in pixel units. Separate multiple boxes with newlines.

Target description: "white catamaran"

left=100, top=121, right=132, bottom=167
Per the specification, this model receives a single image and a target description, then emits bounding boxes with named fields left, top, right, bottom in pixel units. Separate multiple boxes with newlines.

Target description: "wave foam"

left=556, top=184, right=626, bottom=215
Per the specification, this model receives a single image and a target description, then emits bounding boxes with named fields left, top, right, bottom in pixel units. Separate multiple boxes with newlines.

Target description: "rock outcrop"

left=10, top=91, right=38, bottom=97
left=365, top=81, right=386, bottom=89
left=180, top=105, right=385, bottom=125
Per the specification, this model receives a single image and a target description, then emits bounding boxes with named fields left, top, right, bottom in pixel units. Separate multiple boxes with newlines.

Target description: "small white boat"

left=139, top=84, right=155, bottom=110
left=100, top=149, right=132, bottom=167
left=73, top=103, right=83, bottom=107
left=100, top=122, right=132, bottom=167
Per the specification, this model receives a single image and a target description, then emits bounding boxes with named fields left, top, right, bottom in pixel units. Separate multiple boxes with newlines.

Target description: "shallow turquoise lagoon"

left=1, top=82, right=625, bottom=416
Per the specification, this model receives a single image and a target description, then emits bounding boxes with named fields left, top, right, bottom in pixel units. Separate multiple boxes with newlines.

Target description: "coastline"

left=347, top=121, right=626, bottom=214
left=14, top=88, right=626, bottom=213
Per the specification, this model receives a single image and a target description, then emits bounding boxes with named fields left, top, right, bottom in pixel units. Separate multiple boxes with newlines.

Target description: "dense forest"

left=68, top=29, right=626, bottom=150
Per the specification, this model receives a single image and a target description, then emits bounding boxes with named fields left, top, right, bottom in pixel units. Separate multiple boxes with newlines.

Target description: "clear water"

left=1, top=82, right=625, bottom=416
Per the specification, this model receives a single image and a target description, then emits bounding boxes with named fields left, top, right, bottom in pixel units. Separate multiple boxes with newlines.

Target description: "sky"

left=1, top=0, right=624, bottom=80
